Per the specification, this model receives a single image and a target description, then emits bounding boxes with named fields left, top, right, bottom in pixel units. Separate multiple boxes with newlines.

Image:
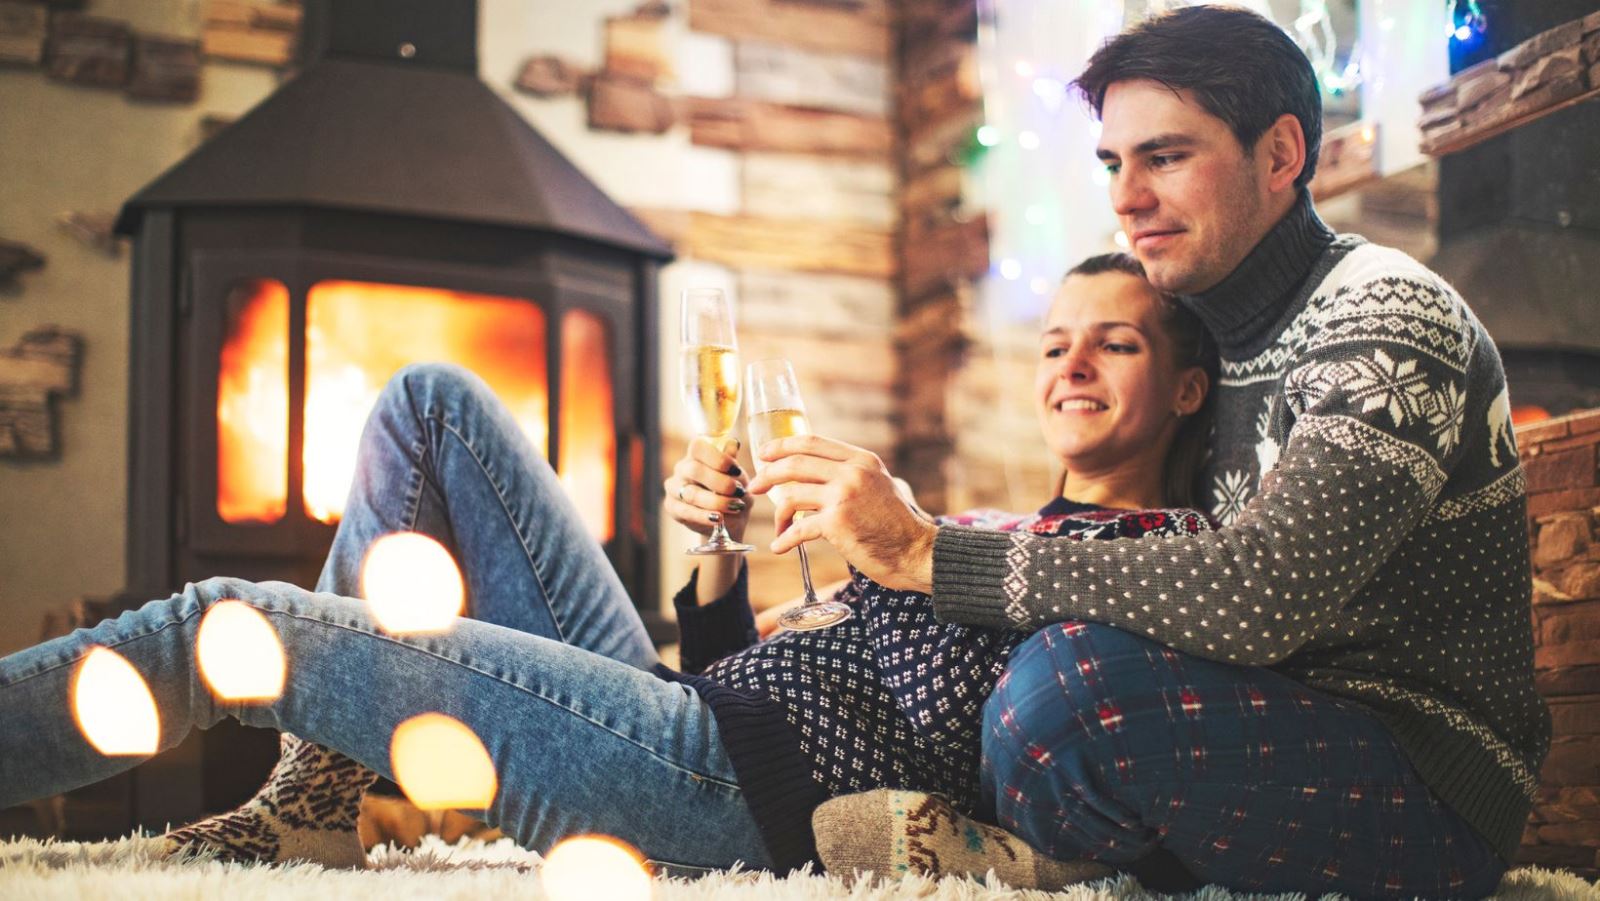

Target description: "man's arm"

left=932, top=276, right=1477, bottom=666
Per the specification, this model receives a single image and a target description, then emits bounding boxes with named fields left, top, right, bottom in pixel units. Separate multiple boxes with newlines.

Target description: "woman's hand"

left=665, top=436, right=751, bottom=541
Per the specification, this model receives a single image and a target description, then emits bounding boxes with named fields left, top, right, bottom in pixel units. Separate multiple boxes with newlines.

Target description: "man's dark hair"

left=1073, top=5, right=1322, bottom=190
left=1060, top=253, right=1219, bottom=509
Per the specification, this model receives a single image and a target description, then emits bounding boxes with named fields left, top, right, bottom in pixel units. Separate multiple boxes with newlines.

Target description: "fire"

left=541, top=835, right=652, bottom=901
left=360, top=532, right=466, bottom=635
left=218, top=280, right=618, bottom=541
left=72, top=647, right=161, bottom=757
left=389, top=712, right=498, bottom=811
left=196, top=600, right=287, bottom=702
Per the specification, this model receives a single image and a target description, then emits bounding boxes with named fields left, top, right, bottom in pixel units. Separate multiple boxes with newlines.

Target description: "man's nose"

left=1110, top=168, right=1154, bottom=217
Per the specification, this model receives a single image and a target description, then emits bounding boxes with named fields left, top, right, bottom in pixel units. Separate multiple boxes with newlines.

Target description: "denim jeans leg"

left=320, top=362, right=655, bottom=669
left=0, top=577, right=772, bottom=870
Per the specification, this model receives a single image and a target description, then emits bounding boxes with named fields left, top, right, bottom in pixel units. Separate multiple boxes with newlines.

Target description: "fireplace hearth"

left=103, top=0, right=672, bottom=834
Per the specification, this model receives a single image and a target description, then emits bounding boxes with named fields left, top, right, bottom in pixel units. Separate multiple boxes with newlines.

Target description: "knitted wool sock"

left=162, top=733, right=378, bottom=868
left=812, top=789, right=1112, bottom=890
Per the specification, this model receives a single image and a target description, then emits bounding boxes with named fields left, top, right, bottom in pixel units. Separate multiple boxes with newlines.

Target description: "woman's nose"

left=1059, top=349, right=1094, bottom=382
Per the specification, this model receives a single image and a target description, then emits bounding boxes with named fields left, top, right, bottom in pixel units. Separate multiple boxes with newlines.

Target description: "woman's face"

left=1034, top=272, right=1205, bottom=475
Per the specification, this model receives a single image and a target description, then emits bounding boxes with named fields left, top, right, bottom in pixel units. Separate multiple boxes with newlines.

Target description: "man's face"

left=1096, top=80, right=1275, bottom=295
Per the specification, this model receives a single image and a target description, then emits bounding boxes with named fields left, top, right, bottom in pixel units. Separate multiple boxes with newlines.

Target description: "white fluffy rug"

left=1, top=833, right=1595, bottom=900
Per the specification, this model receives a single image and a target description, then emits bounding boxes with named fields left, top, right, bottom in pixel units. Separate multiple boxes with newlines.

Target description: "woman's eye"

left=1105, top=342, right=1138, bottom=353
left=1044, top=346, right=1067, bottom=358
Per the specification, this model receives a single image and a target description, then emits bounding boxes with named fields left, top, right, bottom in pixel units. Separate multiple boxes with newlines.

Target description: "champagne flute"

left=680, top=287, right=755, bottom=555
left=745, top=359, right=854, bottom=631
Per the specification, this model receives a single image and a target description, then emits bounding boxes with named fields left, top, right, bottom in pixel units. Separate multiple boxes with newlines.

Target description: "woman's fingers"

left=672, top=450, right=746, bottom=500
left=663, top=495, right=726, bottom=531
left=670, top=478, right=747, bottom=514
left=690, top=435, right=743, bottom=477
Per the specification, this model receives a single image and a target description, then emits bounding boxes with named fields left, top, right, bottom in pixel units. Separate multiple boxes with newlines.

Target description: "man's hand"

left=745, top=435, right=937, bottom=594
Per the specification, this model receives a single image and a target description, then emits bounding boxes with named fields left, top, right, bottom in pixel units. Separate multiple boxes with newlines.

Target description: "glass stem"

left=796, top=543, right=819, bottom=603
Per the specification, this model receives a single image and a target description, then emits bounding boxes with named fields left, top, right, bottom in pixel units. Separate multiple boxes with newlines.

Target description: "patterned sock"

left=162, top=733, right=378, bottom=868
left=812, top=789, right=1112, bottom=890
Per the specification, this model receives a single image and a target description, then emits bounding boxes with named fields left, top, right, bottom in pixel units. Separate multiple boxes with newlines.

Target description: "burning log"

left=0, top=326, right=84, bottom=458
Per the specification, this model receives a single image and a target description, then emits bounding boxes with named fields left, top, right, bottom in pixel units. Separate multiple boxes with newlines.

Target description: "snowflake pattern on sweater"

left=696, top=501, right=1207, bottom=812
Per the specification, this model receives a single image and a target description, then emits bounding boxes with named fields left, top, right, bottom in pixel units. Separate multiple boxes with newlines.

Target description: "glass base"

left=775, top=600, right=854, bottom=632
left=685, top=537, right=755, bottom=555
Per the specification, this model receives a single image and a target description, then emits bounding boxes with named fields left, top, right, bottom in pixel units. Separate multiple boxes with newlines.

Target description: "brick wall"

left=1519, top=407, right=1600, bottom=876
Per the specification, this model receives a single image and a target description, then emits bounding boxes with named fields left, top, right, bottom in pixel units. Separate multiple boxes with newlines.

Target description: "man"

left=752, top=6, right=1547, bottom=897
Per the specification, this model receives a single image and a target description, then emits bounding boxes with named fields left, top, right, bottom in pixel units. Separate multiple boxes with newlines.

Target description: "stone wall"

left=1519, top=407, right=1600, bottom=877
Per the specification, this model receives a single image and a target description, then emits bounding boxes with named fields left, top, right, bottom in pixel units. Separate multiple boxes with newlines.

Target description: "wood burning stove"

left=100, top=0, right=673, bottom=834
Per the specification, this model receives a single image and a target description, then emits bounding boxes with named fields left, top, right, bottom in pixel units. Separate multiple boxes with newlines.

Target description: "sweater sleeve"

left=932, top=275, right=1474, bottom=666
left=671, top=565, right=758, bottom=675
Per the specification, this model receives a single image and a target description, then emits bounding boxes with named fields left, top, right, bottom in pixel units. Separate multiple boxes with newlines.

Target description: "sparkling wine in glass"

left=745, top=359, right=853, bottom=631
left=680, top=288, right=754, bottom=555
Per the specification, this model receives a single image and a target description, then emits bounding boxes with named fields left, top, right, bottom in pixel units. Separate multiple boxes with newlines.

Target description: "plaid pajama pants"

left=981, top=623, right=1508, bottom=898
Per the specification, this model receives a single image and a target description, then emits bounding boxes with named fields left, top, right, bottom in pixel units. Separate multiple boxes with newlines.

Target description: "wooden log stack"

left=0, top=326, right=85, bottom=459
left=1420, top=11, right=1600, bottom=157
left=1518, top=408, right=1600, bottom=878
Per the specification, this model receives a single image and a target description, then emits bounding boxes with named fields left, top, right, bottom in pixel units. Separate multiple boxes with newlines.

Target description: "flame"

left=360, top=532, right=466, bottom=635
left=218, top=280, right=289, bottom=524
left=217, top=280, right=617, bottom=539
left=541, top=835, right=652, bottom=901
left=389, top=712, right=498, bottom=811
left=72, top=647, right=161, bottom=756
left=560, top=310, right=616, bottom=542
left=196, top=600, right=287, bottom=702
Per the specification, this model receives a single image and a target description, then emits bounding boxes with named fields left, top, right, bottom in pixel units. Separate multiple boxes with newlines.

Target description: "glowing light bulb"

left=1013, top=60, right=1034, bottom=78
left=999, top=258, right=1022, bottom=280
left=196, top=600, right=286, bottom=702
left=1113, top=231, right=1130, bottom=249
left=73, top=647, right=160, bottom=756
left=1017, top=130, right=1040, bottom=150
left=542, top=835, right=652, bottom=901
left=975, top=125, right=999, bottom=147
left=1029, top=277, right=1051, bottom=296
left=390, top=712, right=498, bottom=811
left=361, top=532, right=466, bottom=635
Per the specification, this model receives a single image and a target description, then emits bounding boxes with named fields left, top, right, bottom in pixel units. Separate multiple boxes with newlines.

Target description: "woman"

left=0, top=254, right=1211, bottom=879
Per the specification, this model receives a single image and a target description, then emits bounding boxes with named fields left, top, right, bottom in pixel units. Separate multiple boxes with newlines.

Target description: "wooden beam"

left=902, top=215, right=988, bottom=302
left=742, top=153, right=895, bottom=227
left=201, top=0, right=299, bottom=67
left=126, top=34, right=201, bottom=104
left=678, top=211, right=894, bottom=278
left=0, top=1, right=47, bottom=66
left=686, top=97, right=891, bottom=158
left=587, top=74, right=676, bottom=134
left=45, top=14, right=132, bottom=87
left=0, top=238, right=45, bottom=288
left=733, top=41, right=888, bottom=117
left=0, top=326, right=84, bottom=459
left=604, top=12, right=671, bottom=83
left=688, top=0, right=888, bottom=59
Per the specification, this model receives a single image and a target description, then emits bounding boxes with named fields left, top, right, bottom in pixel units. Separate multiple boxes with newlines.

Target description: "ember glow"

left=196, top=600, right=286, bottom=703
left=541, top=835, right=652, bottom=901
left=389, top=712, right=498, bottom=811
left=218, top=280, right=626, bottom=537
left=360, top=532, right=466, bottom=635
left=72, top=647, right=160, bottom=757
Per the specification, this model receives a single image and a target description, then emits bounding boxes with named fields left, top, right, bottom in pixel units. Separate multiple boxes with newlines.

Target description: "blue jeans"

left=982, top=623, right=1507, bottom=898
left=0, top=363, right=773, bottom=872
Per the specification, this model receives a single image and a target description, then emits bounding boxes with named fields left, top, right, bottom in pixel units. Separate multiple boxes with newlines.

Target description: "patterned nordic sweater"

left=656, top=500, right=1208, bottom=871
left=932, top=192, right=1550, bottom=862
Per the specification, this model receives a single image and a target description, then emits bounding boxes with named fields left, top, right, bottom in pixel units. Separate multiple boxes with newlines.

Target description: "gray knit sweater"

left=932, top=192, right=1549, bottom=862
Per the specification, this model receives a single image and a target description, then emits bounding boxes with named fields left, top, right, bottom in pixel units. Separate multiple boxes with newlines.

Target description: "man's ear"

left=1260, top=112, right=1307, bottom=193
left=1175, top=366, right=1209, bottom=417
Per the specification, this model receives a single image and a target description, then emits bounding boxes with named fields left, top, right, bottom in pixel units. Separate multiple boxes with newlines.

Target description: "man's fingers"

left=744, top=455, right=844, bottom=495
left=771, top=509, right=827, bottom=555
left=755, top=433, right=876, bottom=468
left=770, top=484, right=827, bottom=533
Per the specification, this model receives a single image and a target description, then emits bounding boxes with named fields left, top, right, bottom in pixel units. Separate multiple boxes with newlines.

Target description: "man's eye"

left=1151, top=154, right=1183, bottom=168
left=1103, top=162, right=1121, bottom=176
